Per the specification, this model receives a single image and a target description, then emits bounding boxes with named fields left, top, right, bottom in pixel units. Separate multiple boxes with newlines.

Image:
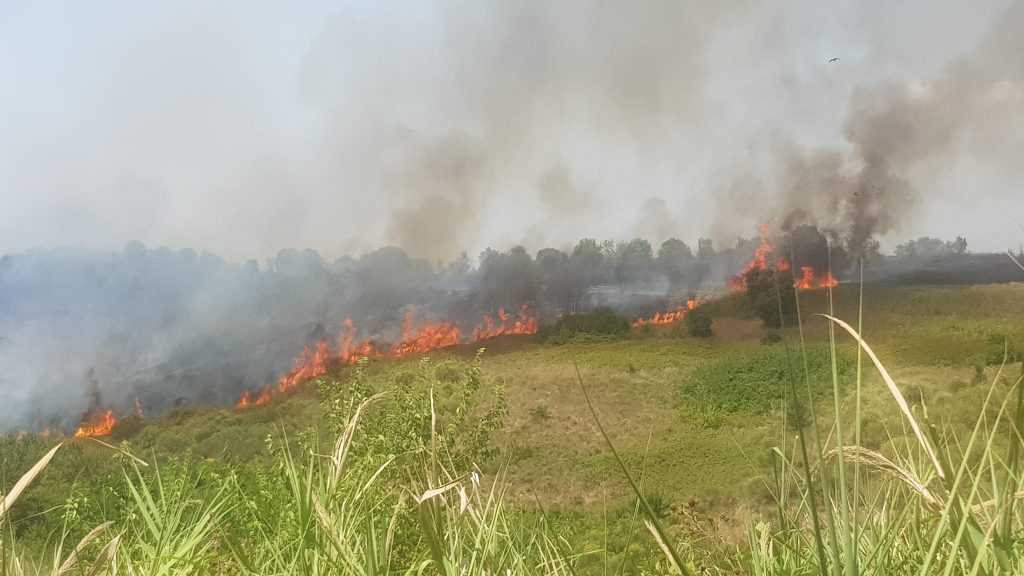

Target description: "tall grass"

left=2, top=357, right=570, bottom=575
left=734, top=265, right=1024, bottom=574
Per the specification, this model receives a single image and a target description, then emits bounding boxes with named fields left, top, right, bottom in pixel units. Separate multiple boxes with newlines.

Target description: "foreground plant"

left=1, top=437, right=149, bottom=575
left=748, top=284, right=1024, bottom=575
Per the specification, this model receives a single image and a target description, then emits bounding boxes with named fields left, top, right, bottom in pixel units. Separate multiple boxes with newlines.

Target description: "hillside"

left=4, top=282, right=1024, bottom=572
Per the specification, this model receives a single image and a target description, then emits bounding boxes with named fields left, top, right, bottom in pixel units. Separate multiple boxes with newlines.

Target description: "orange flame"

left=728, top=224, right=788, bottom=291
left=818, top=271, right=838, bottom=288
left=237, top=303, right=540, bottom=408
left=632, top=299, right=701, bottom=328
left=74, top=410, right=117, bottom=438
left=727, top=225, right=839, bottom=292
left=793, top=266, right=838, bottom=290
left=794, top=266, right=815, bottom=290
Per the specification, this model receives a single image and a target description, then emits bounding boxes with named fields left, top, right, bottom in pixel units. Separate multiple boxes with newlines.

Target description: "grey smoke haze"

left=2, top=1, right=1023, bottom=262
left=730, top=1, right=1024, bottom=252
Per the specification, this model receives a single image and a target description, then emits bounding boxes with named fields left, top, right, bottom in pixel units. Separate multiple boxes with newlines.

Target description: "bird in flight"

left=829, top=57, right=839, bottom=63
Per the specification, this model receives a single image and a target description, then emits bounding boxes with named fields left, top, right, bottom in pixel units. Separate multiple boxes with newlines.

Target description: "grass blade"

left=814, top=314, right=945, bottom=479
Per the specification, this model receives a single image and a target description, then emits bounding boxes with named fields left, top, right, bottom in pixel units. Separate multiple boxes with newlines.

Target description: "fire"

left=819, top=271, right=838, bottom=288
left=237, top=303, right=540, bottom=408
left=473, top=303, right=539, bottom=340
left=793, top=266, right=838, bottom=290
left=632, top=299, right=701, bottom=328
left=74, top=410, right=117, bottom=438
left=728, top=224, right=787, bottom=291
left=794, top=266, right=815, bottom=290
left=727, top=225, right=839, bottom=291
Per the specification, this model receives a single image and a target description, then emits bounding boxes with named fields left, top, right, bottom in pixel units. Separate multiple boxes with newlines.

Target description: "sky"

left=1, top=0, right=1023, bottom=262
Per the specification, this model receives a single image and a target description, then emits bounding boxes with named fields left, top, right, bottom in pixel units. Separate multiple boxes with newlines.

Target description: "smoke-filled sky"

left=2, top=0, right=1023, bottom=262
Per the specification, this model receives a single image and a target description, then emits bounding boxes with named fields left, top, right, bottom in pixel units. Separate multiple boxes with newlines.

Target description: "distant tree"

left=354, top=247, right=436, bottom=310
left=894, top=239, right=916, bottom=258
left=859, top=238, right=882, bottom=262
left=273, top=248, right=325, bottom=276
left=697, top=238, right=715, bottom=262
left=895, top=236, right=966, bottom=259
left=439, top=252, right=473, bottom=285
left=611, top=238, right=653, bottom=293
left=686, top=305, right=713, bottom=337
left=123, top=240, right=147, bottom=260
left=788, top=225, right=829, bottom=270
left=536, top=248, right=574, bottom=312
left=479, top=246, right=537, bottom=308
left=656, top=238, right=694, bottom=288
left=568, top=239, right=605, bottom=312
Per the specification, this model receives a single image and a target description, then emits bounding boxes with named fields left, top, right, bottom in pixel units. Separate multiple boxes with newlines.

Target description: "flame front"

left=237, top=303, right=540, bottom=408
left=632, top=299, right=701, bottom=328
left=74, top=410, right=117, bottom=438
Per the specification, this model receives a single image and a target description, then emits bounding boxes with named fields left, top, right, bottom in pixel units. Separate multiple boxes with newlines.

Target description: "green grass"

left=4, top=282, right=1024, bottom=573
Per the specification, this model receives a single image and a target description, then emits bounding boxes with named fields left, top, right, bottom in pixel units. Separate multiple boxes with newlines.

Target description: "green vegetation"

left=540, top=306, right=631, bottom=343
left=4, top=282, right=1024, bottom=573
left=685, top=305, right=714, bottom=337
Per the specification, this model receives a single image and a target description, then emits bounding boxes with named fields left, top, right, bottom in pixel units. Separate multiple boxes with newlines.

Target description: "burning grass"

left=237, top=302, right=540, bottom=408
left=6, top=283, right=1024, bottom=574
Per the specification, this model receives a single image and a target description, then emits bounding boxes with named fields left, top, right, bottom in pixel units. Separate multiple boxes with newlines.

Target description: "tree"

left=611, top=238, right=653, bottom=293
left=439, top=252, right=473, bottom=286
left=536, top=248, right=574, bottom=313
left=479, top=246, right=537, bottom=309
left=697, top=238, right=715, bottom=262
left=656, top=238, right=694, bottom=288
left=894, top=236, right=967, bottom=258
left=788, top=225, right=829, bottom=270
left=353, top=247, right=436, bottom=310
left=568, top=239, right=605, bottom=312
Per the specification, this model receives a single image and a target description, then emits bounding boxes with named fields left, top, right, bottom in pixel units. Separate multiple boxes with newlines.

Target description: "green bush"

left=985, top=333, right=1022, bottom=365
left=686, top=305, right=713, bottom=337
left=541, top=307, right=630, bottom=343
left=679, top=345, right=851, bottom=415
left=744, top=268, right=797, bottom=328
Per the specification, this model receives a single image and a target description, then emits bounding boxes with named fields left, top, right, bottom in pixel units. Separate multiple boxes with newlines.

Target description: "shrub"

left=744, top=267, right=797, bottom=328
left=680, top=345, right=850, bottom=416
left=985, top=333, right=1022, bottom=365
left=686, top=305, right=714, bottom=337
left=529, top=404, right=550, bottom=423
left=542, top=307, right=630, bottom=343
left=761, top=329, right=783, bottom=345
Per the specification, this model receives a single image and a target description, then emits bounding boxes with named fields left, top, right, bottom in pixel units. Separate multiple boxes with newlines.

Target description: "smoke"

left=3, top=1, right=1024, bottom=430
left=3, top=2, right=1021, bottom=260
left=305, top=1, right=745, bottom=258
left=384, top=132, right=490, bottom=262
left=739, top=2, right=1024, bottom=253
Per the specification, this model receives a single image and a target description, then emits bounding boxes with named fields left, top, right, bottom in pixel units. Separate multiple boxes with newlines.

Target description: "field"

left=4, top=282, right=1024, bottom=574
